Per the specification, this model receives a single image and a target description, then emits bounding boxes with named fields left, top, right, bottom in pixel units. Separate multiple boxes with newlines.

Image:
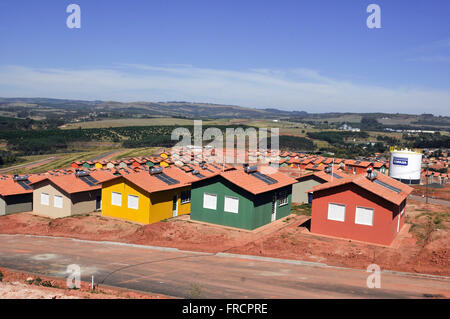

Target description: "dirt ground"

left=0, top=267, right=168, bottom=299
left=412, top=184, right=450, bottom=201
left=0, top=200, right=448, bottom=277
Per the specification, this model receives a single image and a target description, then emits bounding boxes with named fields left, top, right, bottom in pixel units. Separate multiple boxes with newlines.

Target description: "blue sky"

left=0, top=0, right=449, bottom=115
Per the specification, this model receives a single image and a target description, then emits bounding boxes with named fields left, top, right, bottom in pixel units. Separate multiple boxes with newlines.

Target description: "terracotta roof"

left=0, top=175, right=45, bottom=196
left=31, top=170, right=115, bottom=194
left=306, top=172, right=413, bottom=206
left=217, top=166, right=297, bottom=195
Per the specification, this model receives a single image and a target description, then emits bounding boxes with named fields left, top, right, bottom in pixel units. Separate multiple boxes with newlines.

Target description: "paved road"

left=0, top=234, right=448, bottom=299
left=409, top=195, right=450, bottom=207
left=0, top=157, right=58, bottom=174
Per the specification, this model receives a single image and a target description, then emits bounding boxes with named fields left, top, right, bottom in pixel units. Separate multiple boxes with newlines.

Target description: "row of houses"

left=1, top=158, right=415, bottom=245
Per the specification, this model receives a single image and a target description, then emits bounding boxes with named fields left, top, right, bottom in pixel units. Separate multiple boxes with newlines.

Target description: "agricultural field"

left=60, top=117, right=209, bottom=129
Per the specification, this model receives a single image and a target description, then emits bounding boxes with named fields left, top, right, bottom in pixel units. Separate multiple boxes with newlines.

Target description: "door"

left=307, top=192, right=313, bottom=204
left=172, top=195, right=178, bottom=217
left=96, top=196, right=101, bottom=211
left=271, top=194, right=277, bottom=222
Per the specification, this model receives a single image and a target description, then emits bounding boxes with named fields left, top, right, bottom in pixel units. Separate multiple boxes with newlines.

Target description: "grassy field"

left=110, top=147, right=159, bottom=160
left=60, top=117, right=212, bottom=129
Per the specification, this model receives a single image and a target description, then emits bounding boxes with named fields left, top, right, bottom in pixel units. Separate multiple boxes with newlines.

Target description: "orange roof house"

left=307, top=169, right=413, bottom=245
left=190, top=165, right=297, bottom=230
left=0, top=174, right=44, bottom=216
left=31, top=170, right=114, bottom=218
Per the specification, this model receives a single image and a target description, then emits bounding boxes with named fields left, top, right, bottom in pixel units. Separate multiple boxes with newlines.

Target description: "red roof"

left=218, top=166, right=297, bottom=195
left=0, top=175, right=45, bottom=196
left=306, top=172, right=413, bottom=206
left=31, top=170, right=115, bottom=194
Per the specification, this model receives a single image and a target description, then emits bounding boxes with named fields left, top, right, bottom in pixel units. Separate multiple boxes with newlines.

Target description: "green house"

left=190, top=166, right=297, bottom=230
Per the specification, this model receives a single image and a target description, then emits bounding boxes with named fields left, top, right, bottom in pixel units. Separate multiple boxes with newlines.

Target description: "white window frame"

left=327, top=203, right=346, bottom=222
left=355, top=206, right=374, bottom=226
left=41, top=193, right=50, bottom=206
left=127, top=194, right=139, bottom=210
left=203, top=193, right=217, bottom=210
left=180, top=190, right=191, bottom=204
left=278, top=191, right=288, bottom=207
left=53, top=195, right=63, bottom=209
left=224, top=196, right=239, bottom=214
left=111, top=192, right=122, bottom=207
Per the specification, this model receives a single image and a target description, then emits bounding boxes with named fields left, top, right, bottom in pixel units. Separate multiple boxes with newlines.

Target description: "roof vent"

left=150, top=167, right=163, bottom=175
left=324, top=166, right=332, bottom=174
left=244, top=165, right=258, bottom=174
left=75, top=170, right=90, bottom=178
left=13, top=175, right=29, bottom=182
left=192, top=170, right=200, bottom=175
left=366, top=168, right=378, bottom=181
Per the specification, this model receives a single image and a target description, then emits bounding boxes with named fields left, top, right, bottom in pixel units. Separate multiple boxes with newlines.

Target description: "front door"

left=172, top=195, right=178, bottom=217
left=271, top=194, right=277, bottom=222
left=96, top=196, right=101, bottom=211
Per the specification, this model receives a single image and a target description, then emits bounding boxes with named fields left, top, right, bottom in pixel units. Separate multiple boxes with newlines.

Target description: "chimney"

left=366, top=168, right=378, bottom=181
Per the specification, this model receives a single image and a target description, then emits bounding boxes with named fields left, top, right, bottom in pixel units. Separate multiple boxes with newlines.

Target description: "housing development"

left=0, top=1, right=449, bottom=310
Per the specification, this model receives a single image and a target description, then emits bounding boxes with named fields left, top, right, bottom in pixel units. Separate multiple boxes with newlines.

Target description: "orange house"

left=307, top=170, right=413, bottom=246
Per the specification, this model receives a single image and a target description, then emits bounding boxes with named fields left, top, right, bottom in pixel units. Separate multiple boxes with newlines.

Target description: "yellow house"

left=101, top=166, right=196, bottom=224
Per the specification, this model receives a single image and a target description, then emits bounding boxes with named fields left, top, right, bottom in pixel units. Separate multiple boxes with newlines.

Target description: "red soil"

left=412, top=184, right=450, bottom=201
left=0, top=200, right=448, bottom=276
left=0, top=267, right=168, bottom=299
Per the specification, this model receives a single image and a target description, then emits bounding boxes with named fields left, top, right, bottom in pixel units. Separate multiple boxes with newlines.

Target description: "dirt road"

left=0, top=234, right=448, bottom=299
left=0, top=157, right=58, bottom=173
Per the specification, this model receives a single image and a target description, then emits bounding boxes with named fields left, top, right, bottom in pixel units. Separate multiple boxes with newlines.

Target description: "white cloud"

left=0, top=64, right=449, bottom=115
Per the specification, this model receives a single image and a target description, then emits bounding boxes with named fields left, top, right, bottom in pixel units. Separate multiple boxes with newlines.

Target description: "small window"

left=278, top=191, right=288, bottom=207
left=224, top=196, right=239, bottom=214
left=41, top=193, right=49, bottom=206
left=203, top=193, right=217, bottom=210
left=128, top=195, right=139, bottom=210
left=181, top=190, right=191, bottom=204
left=111, top=192, right=122, bottom=206
left=328, top=203, right=345, bottom=222
left=355, top=206, right=374, bottom=226
left=54, top=195, right=63, bottom=208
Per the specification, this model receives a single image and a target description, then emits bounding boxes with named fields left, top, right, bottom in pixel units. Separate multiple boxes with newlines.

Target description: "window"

left=278, top=191, right=288, bottom=207
left=203, top=193, right=217, bottom=210
left=41, top=193, right=49, bottom=206
left=53, top=195, right=63, bottom=208
left=355, top=206, right=374, bottom=226
left=327, top=203, right=346, bottom=222
left=111, top=192, right=122, bottom=206
left=224, top=196, right=239, bottom=214
left=128, top=195, right=139, bottom=210
left=181, top=190, right=191, bottom=204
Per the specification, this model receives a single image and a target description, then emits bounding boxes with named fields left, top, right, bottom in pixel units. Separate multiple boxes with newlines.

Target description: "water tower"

left=388, top=147, right=422, bottom=184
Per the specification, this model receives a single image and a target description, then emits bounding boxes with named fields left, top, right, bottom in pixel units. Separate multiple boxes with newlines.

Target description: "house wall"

left=71, top=190, right=100, bottom=216
left=191, top=177, right=293, bottom=230
left=101, top=178, right=191, bottom=224
left=0, top=197, right=5, bottom=215
left=310, top=183, right=400, bottom=245
left=191, top=177, right=255, bottom=230
left=292, top=178, right=322, bottom=203
left=33, top=182, right=73, bottom=218
left=149, top=186, right=191, bottom=224
left=101, top=178, right=151, bottom=224
left=253, top=186, right=292, bottom=229
left=2, top=194, right=33, bottom=215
